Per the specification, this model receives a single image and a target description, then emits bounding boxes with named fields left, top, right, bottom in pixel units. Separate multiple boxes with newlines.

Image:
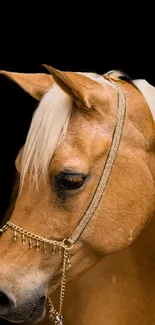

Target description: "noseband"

left=0, top=80, right=126, bottom=325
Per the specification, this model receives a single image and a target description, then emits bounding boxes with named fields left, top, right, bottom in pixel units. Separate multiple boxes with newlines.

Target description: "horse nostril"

left=0, top=290, right=15, bottom=315
left=0, top=292, right=10, bottom=307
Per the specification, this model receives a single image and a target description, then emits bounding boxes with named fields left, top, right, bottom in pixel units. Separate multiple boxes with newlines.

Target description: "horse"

left=0, top=66, right=155, bottom=325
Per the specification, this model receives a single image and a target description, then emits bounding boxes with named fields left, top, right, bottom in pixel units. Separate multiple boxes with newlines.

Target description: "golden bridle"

left=0, top=76, right=126, bottom=325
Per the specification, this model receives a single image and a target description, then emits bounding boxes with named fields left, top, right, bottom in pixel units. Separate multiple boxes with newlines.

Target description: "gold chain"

left=59, top=248, right=68, bottom=315
left=0, top=221, right=72, bottom=325
left=48, top=248, right=69, bottom=324
left=7, top=221, right=70, bottom=248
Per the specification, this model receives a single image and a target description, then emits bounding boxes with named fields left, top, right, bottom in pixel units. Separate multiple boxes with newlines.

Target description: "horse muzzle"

left=0, top=290, right=46, bottom=324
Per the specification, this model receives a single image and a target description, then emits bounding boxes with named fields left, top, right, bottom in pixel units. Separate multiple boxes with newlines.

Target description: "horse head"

left=0, top=67, right=155, bottom=324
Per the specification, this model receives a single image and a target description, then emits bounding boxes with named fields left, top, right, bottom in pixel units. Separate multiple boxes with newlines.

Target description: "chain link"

left=48, top=248, right=68, bottom=324
left=0, top=224, right=9, bottom=233
left=59, top=248, right=68, bottom=315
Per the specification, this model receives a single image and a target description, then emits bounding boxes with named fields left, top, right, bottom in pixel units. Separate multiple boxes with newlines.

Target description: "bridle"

left=0, top=76, right=126, bottom=325
left=0, top=77, right=126, bottom=324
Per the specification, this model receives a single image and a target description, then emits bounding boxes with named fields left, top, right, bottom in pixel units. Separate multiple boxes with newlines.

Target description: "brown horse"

left=0, top=67, right=155, bottom=325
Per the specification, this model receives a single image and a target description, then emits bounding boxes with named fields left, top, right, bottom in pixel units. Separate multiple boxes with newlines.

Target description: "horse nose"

left=0, top=290, right=15, bottom=315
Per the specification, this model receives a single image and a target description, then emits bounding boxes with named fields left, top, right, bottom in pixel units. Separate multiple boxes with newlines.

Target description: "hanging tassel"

left=52, top=244, right=56, bottom=255
left=22, top=234, right=25, bottom=245
left=29, top=238, right=33, bottom=248
left=43, top=241, right=47, bottom=253
left=13, top=230, right=17, bottom=241
left=36, top=241, right=40, bottom=250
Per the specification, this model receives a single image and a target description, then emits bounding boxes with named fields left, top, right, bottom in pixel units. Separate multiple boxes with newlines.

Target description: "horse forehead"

left=52, top=123, right=108, bottom=169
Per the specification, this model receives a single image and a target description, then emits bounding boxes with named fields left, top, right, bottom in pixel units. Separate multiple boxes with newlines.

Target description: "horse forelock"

left=20, top=83, right=72, bottom=188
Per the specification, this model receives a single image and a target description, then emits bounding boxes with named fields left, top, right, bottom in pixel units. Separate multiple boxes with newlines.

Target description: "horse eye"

left=56, top=173, right=86, bottom=190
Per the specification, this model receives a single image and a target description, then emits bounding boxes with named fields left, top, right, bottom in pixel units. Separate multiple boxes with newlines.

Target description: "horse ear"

left=0, top=70, right=54, bottom=100
left=43, top=64, right=104, bottom=110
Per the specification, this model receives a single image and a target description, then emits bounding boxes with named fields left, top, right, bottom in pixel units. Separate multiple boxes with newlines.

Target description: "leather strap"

left=67, top=84, right=126, bottom=245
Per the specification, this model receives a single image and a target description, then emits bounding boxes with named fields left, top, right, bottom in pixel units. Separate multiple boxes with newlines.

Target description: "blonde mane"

left=20, top=72, right=116, bottom=187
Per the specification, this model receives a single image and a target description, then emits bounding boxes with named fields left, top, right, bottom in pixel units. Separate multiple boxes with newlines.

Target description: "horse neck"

left=128, top=210, right=155, bottom=266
